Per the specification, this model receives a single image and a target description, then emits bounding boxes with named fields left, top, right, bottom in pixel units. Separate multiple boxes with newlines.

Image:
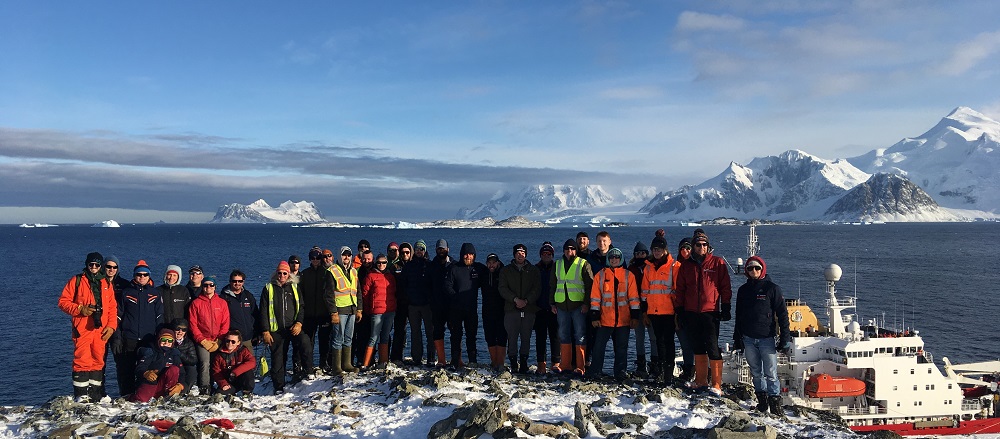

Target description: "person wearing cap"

left=429, top=239, right=454, bottom=367
left=113, top=259, right=163, bottom=397
left=158, top=264, right=192, bottom=327
left=550, top=239, right=594, bottom=375
left=221, top=269, right=259, bottom=350
left=397, top=239, right=436, bottom=366
left=444, top=242, right=486, bottom=368
left=588, top=247, right=640, bottom=381
left=533, top=242, right=560, bottom=375
left=352, top=239, right=371, bottom=269
left=628, top=241, right=653, bottom=379
left=211, top=329, right=256, bottom=397
left=325, top=246, right=362, bottom=375
left=288, top=255, right=302, bottom=276
left=130, top=327, right=186, bottom=402
left=387, top=242, right=401, bottom=266
left=733, top=256, right=788, bottom=414
left=58, top=252, right=118, bottom=401
left=674, top=237, right=696, bottom=382
left=186, top=265, right=206, bottom=298
left=675, top=232, right=732, bottom=395
left=261, top=260, right=312, bottom=393
left=388, top=242, right=410, bottom=363
left=170, top=318, right=198, bottom=394
left=481, top=252, right=507, bottom=371
left=500, top=243, right=541, bottom=374
left=641, top=233, right=680, bottom=384
left=360, top=253, right=397, bottom=368
left=188, top=274, right=230, bottom=392
left=352, top=249, right=376, bottom=366
left=299, top=248, right=336, bottom=371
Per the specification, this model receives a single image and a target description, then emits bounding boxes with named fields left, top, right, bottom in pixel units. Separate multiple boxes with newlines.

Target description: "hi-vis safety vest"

left=589, top=267, right=640, bottom=327
left=642, top=256, right=677, bottom=315
left=554, top=257, right=586, bottom=303
left=329, top=265, right=358, bottom=308
left=265, top=283, right=300, bottom=332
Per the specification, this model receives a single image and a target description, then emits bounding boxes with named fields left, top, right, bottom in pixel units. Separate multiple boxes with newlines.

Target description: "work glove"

left=78, top=304, right=95, bottom=316
left=100, top=326, right=114, bottom=341
left=200, top=339, right=214, bottom=350
left=167, top=383, right=184, bottom=397
left=290, top=322, right=302, bottom=336
left=331, top=313, right=341, bottom=324
left=719, top=303, right=732, bottom=321
left=144, top=370, right=158, bottom=383
left=262, top=332, right=274, bottom=346
left=777, top=333, right=790, bottom=352
left=733, top=336, right=744, bottom=352
left=206, top=340, right=219, bottom=353
left=110, top=335, right=124, bottom=355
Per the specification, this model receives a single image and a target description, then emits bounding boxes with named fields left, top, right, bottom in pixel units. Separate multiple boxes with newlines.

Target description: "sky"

left=2, top=1, right=1000, bottom=224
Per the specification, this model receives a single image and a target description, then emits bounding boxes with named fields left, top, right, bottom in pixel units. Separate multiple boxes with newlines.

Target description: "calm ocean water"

left=3, top=222, right=998, bottom=406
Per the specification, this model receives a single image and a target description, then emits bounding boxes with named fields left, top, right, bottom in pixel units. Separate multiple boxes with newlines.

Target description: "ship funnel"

left=825, top=264, right=842, bottom=282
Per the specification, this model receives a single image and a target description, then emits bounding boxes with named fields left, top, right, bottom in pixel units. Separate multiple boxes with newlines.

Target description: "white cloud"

left=935, top=30, right=1000, bottom=76
left=676, top=11, right=746, bottom=33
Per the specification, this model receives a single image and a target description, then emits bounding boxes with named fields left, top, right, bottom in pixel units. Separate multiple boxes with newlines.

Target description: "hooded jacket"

left=362, top=269, right=397, bottom=315
left=481, top=261, right=505, bottom=316
left=535, top=259, right=554, bottom=311
left=159, top=266, right=192, bottom=325
left=211, top=345, right=256, bottom=389
left=733, top=256, right=789, bottom=342
left=221, top=284, right=260, bottom=340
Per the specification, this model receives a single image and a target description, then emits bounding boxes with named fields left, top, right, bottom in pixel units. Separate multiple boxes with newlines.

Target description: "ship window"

left=927, top=368, right=932, bottom=374
left=948, top=384, right=953, bottom=389
left=893, top=386, right=897, bottom=391
left=910, top=369, right=915, bottom=374
left=925, top=385, right=930, bottom=390
left=913, top=385, right=918, bottom=391
left=893, top=369, right=898, bottom=374
left=836, top=366, right=841, bottom=371
left=801, top=350, right=807, bottom=355
left=896, top=402, right=900, bottom=407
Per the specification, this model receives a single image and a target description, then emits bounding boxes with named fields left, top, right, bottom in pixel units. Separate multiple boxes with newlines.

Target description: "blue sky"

left=2, top=1, right=999, bottom=223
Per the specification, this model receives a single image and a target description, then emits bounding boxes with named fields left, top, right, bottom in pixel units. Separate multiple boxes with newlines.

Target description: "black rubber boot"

left=768, top=395, right=783, bottom=416
left=755, top=391, right=768, bottom=412
left=635, top=356, right=648, bottom=379
left=508, top=357, right=519, bottom=373
left=72, top=372, right=90, bottom=401
left=518, top=355, right=530, bottom=374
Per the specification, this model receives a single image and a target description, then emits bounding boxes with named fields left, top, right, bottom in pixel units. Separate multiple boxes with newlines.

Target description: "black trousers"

left=113, top=338, right=142, bottom=397
left=482, top=308, right=506, bottom=347
left=533, top=309, right=560, bottom=364
left=269, top=329, right=312, bottom=390
left=648, top=314, right=676, bottom=370
left=447, top=307, right=479, bottom=363
left=302, top=314, right=332, bottom=368
left=390, top=302, right=409, bottom=361
left=215, top=370, right=255, bottom=395
left=685, top=312, right=722, bottom=360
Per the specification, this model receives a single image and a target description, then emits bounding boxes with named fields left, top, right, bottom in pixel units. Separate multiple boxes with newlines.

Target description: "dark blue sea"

left=3, top=223, right=998, bottom=406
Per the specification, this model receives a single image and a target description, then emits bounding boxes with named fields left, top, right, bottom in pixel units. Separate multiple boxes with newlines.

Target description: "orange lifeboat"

left=805, top=373, right=866, bottom=398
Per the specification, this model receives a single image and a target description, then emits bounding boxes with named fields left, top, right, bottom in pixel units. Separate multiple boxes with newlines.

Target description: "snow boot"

left=378, top=343, right=390, bottom=366
left=690, top=354, right=709, bottom=389
left=327, top=349, right=343, bottom=375
left=755, top=391, right=768, bottom=412
left=649, top=356, right=661, bottom=378
left=768, top=395, right=784, bottom=416
left=709, top=359, right=724, bottom=395
left=87, top=371, right=104, bottom=401
left=659, top=361, right=674, bottom=385
left=537, top=361, right=547, bottom=375
left=508, top=356, right=519, bottom=373
left=434, top=340, right=448, bottom=367
left=72, top=371, right=90, bottom=402
left=341, top=347, right=357, bottom=373
left=519, top=355, right=530, bottom=374
left=573, top=345, right=587, bottom=376
left=635, top=356, right=649, bottom=379
left=361, top=346, right=375, bottom=368
left=554, top=344, right=573, bottom=373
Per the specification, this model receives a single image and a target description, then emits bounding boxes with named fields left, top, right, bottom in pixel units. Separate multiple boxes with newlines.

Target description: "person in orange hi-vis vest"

left=588, top=247, right=640, bottom=382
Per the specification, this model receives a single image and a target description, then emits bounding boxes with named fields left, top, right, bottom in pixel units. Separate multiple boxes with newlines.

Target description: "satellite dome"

left=825, top=264, right=842, bottom=282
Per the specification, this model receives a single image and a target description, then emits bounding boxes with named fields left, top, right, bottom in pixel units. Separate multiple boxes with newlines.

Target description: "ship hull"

left=851, top=418, right=1000, bottom=435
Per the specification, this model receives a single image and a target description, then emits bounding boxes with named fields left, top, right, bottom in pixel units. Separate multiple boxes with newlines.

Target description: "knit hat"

left=322, top=248, right=334, bottom=257
left=414, top=240, right=427, bottom=250
left=563, top=239, right=577, bottom=251
left=277, top=260, right=290, bottom=272
left=460, top=242, right=476, bottom=256
left=650, top=236, right=668, bottom=250
left=157, top=328, right=176, bottom=346
left=164, top=265, right=182, bottom=286
left=633, top=241, right=649, bottom=254
left=171, top=318, right=190, bottom=332
left=678, top=237, right=692, bottom=250
left=512, top=243, right=527, bottom=254
left=203, top=276, right=217, bottom=285
left=309, top=249, right=323, bottom=260
left=103, top=254, right=120, bottom=266
left=388, top=242, right=399, bottom=250
left=436, top=239, right=448, bottom=250
left=539, top=242, right=555, bottom=255
left=746, top=256, right=767, bottom=277
left=134, top=260, right=151, bottom=276
left=693, top=235, right=710, bottom=246
left=607, top=248, right=624, bottom=266
left=358, top=239, right=370, bottom=249
left=85, top=252, right=104, bottom=266
left=288, top=255, right=301, bottom=264
left=400, top=242, right=412, bottom=251
left=340, top=246, right=352, bottom=256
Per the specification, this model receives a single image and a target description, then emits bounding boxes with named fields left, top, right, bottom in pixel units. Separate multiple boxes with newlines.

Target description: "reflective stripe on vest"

left=590, top=269, right=639, bottom=310
left=265, top=283, right=300, bottom=332
left=554, top=257, right=585, bottom=303
left=329, top=265, right=358, bottom=308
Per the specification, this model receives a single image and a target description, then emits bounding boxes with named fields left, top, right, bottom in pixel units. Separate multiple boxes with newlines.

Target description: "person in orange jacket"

left=587, top=247, right=640, bottom=382
left=641, top=234, right=680, bottom=384
left=58, top=252, right=118, bottom=402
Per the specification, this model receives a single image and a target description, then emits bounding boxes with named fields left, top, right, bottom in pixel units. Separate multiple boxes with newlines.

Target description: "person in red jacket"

left=58, top=252, right=118, bottom=402
left=211, top=329, right=256, bottom=397
left=187, top=276, right=230, bottom=393
left=675, top=233, right=732, bottom=395
left=360, top=254, right=397, bottom=368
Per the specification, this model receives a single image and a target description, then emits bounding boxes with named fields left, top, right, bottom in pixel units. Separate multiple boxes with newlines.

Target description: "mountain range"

left=209, top=199, right=325, bottom=223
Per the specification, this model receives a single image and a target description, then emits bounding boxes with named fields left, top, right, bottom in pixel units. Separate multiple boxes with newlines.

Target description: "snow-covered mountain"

left=457, top=185, right=657, bottom=221
left=825, top=173, right=963, bottom=222
left=640, top=150, right=871, bottom=220
left=848, top=106, right=1000, bottom=213
left=209, top=199, right=325, bottom=223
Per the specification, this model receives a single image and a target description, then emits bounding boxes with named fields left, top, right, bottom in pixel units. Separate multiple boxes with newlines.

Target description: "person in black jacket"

left=112, top=260, right=163, bottom=397
left=444, top=242, right=487, bottom=368
left=533, top=242, right=560, bottom=375
left=130, top=328, right=185, bottom=402
left=429, top=239, right=453, bottom=367
left=398, top=240, right=435, bottom=366
left=481, top=253, right=506, bottom=371
left=221, top=269, right=259, bottom=350
left=170, top=318, right=198, bottom=394
left=299, top=248, right=335, bottom=370
left=733, top=255, right=789, bottom=414
left=159, top=265, right=191, bottom=327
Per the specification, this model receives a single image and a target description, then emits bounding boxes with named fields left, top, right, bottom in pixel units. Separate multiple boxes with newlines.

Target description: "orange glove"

left=144, top=370, right=158, bottom=382
left=167, top=383, right=184, bottom=396
left=100, top=327, right=114, bottom=341
left=206, top=340, right=219, bottom=352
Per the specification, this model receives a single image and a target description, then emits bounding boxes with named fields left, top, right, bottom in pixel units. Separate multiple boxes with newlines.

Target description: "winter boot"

left=497, top=346, right=507, bottom=370
left=327, top=349, right=343, bottom=375
left=573, top=345, right=587, bottom=376
left=341, top=346, right=357, bottom=373
left=88, top=371, right=104, bottom=401
left=72, top=371, right=90, bottom=402
left=659, top=361, right=674, bottom=385
left=755, top=391, right=768, bottom=412
left=649, top=356, right=661, bottom=378
left=768, top=395, right=784, bottom=416
left=508, top=356, right=519, bottom=373
left=361, top=346, right=375, bottom=368
left=690, top=355, right=709, bottom=389
left=709, top=359, right=724, bottom=396
left=635, top=355, right=649, bottom=379
left=378, top=343, right=390, bottom=366
left=488, top=346, right=498, bottom=368
left=519, top=355, right=530, bottom=374
left=434, top=340, right=448, bottom=367
left=537, top=361, right=547, bottom=375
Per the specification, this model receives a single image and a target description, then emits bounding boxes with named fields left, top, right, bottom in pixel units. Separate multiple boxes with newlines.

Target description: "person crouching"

left=130, top=328, right=185, bottom=402
left=587, top=248, right=640, bottom=382
left=211, top=329, right=256, bottom=397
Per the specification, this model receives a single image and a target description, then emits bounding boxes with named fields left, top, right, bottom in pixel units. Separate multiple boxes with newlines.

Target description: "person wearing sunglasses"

left=260, top=260, right=312, bottom=394
left=158, top=264, right=192, bottom=326
left=398, top=240, right=436, bottom=366
left=113, top=260, right=163, bottom=397
left=58, top=252, right=118, bottom=402
left=733, top=256, right=788, bottom=415
left=587, top=247, right=640, bottom=382
left=359, top=254, right=396, bottom=368
left=188, top=275, right=230, bottom=393
left=675, top=233, right=732, bottom=396
left=221, top=269, right=259, bottom=350
left=674, top=237, right=696, bottom=383
left=299, top=248, right=336, bottom=372
left=210, top=329, right=256, bottom=397
left=388, top=242, right=411, bottom=363
left=170, top=318, right=198, bottom=394
left=130, top=328, right=185, bottom=402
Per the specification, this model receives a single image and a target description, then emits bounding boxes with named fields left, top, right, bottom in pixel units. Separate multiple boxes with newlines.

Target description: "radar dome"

left=825, top=264, right=842, bottom=282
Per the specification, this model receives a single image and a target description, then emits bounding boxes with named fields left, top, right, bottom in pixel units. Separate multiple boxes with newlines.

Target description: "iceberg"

left=92, top=220, right=121, bottom=228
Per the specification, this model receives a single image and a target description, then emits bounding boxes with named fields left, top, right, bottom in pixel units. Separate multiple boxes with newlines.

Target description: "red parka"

left=188, top=293, right=230, bottom=344
left=675, top=253, right=732, bottom=314
left=210, top=345, right=256, bottom=389
left=361, top=271, right=397, bottom=315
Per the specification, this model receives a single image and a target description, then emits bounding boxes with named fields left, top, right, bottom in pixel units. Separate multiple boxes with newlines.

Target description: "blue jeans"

left=368, top=312, right=395, bottom=347
left=743, top=335, right=779, bottom=395
left=556, top=308, right=586, bottom=345
left=591, top=326, right=629, bottom=377
left=331, top=313, right=356, bottom=350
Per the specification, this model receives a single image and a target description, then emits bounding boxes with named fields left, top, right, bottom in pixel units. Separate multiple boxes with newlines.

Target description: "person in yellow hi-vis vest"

left=259, top=260, right=311, bottom=395
left=325, top=246, right=362, bottom=375
left=549, top=239, right=594, bottom=376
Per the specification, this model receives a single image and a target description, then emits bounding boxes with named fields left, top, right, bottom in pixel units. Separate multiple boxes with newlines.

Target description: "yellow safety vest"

left=554, top=257, right=586, bottom=303
left=265, top=283, right=300, bottom=332
left=329, top=264, right=358, bottom=308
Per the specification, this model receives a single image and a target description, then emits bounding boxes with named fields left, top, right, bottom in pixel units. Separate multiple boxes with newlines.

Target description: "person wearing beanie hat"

left=442, top=242, right=486, bottom=368
left=499, top=242, right=541, bottom=374
left=673, top=237, right=695, bottom=380
left=188, top=272, right=229, bottom=391
left=540, top=242, right=556, bottom=256
left=327, top=246, right=361, bottom=376
left=158, top=264, right=192, bottom=329
left=428, top=239, right=454, bottom=367
left=398, top=240, right=436, bottom=366
left=481, top=251, right=506, bottom=370
left=102, top=255, right=130, bottom=293
left=641, top=232, right=682, bottom=384
left=533, top=241, right=559, bottom=375
left=414, top=239, right=428, bottom=251
left=387, top=242, right=400, bottom=265
left=261, top=259, right=313, bottom=391
left=112, top=257, right=164, bottom=397
left=676, top=227, right=731, bottom=395
left=550, top=236, right=594, bottom=376
left=627, top=242, right=652, bottom=379
left=733, top=255, right=788, bottom=414
left=353, top=240, right=371, bottom=269
left=130, top=327, right=185, bottom=402
left=288, top=255, right=302, bottom=275
left=170, top=318, right=198, bottom=394
left=387, top=242, right=411, bottom=362
left=58, top=251, right=118, bottom=401
left=588, top=245, right=640, bottom=382
left=299, top=248, right=337, bottom=371
left=650, top=235, right=668, bottom=251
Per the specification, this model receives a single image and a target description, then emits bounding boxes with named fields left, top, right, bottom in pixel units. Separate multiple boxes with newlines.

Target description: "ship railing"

left=961, top=399, right=981, bottom=411
left=842, top=406, right=885, bottom=415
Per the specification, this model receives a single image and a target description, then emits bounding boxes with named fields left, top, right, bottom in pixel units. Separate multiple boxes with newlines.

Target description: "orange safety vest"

left=589, top=266, right=639, bottom=327
left=641, top=256, right=678, bottom=315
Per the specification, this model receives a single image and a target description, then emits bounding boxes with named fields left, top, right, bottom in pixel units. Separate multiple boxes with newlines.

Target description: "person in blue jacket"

left=221, top=269, right=260, bottom=349
left=111, top=260, right=163, bottom=397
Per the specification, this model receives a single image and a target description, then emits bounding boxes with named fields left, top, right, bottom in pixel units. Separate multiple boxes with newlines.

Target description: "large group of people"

left=59, top=228, right=789, bottom=408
